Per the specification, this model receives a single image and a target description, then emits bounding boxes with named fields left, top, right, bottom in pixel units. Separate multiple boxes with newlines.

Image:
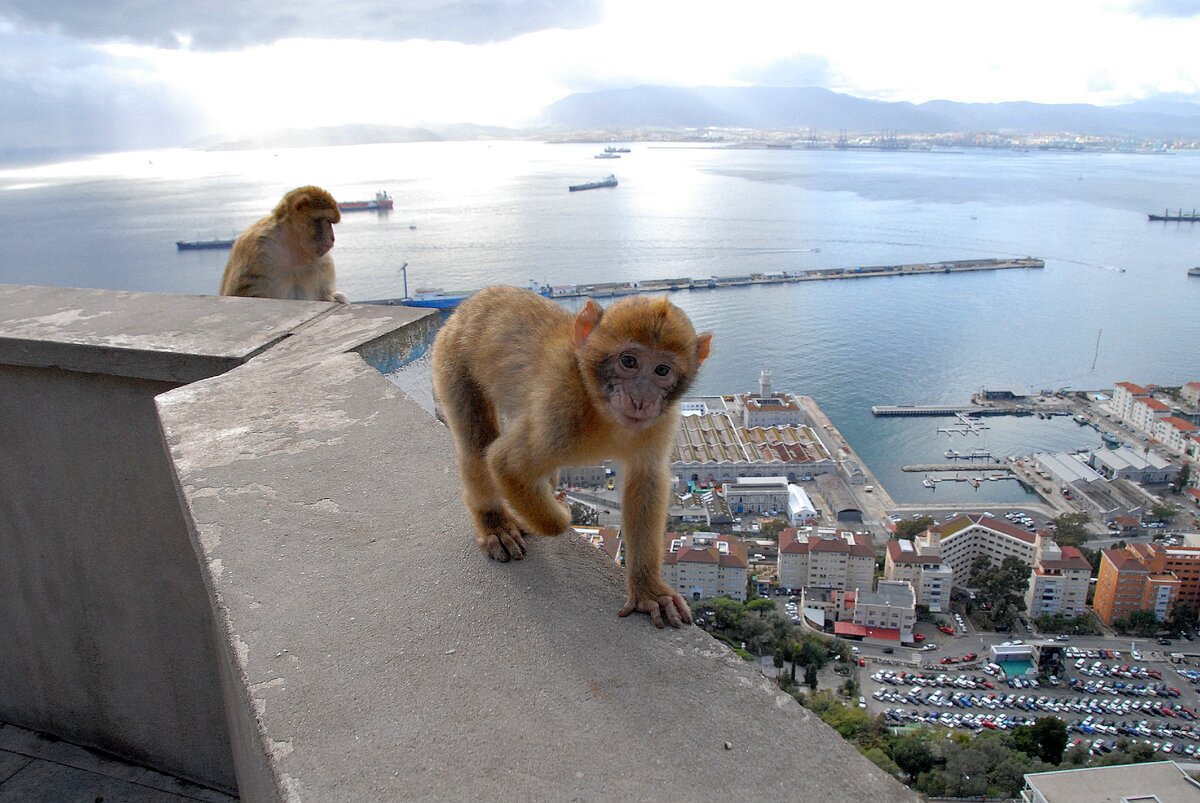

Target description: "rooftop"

left=1023, top=760, right=1200, bottom=802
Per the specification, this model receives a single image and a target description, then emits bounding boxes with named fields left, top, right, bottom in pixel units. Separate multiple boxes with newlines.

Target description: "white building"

left=1128, top=395, right=1171, bottom=434
left=1032, top=451, right=1106, bottom=488
left=1088, top=446, right=1175, bottom=484
left=660, top=532, right=748, bottom=602
left=722, top=476, right=789, bottom=515
left=1111, top=381, right=1150, bottom=421
left=884, top=538, right=953, bottom=612
left=786, top=484, right=818, bottom=524
left=777, top=526, right=875, bottom=593
left=1181, top=381, right=1200, bottom=407
left=1154, top=416, right=1199, bottom=457
left=915, top=515, right=1037, bottom=588
left=1025, top=535, right=1092, bottom=618
left=851, top=581, right=916, bottom=643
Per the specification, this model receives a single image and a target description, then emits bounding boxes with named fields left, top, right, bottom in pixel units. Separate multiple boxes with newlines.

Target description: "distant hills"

left=538, top=86, right=1200, bottom=140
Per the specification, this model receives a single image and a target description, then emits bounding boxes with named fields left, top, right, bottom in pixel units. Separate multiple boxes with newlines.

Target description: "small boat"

left=1073, top=414, right=1089, bottom=424
left=969, top=477, right=981, bottom=489
left=402, top=288, right=473, bottom=309
left=1189, top=267, right=1200, bottom=277
left=604, top=146, right=631, bottom=153
left=569, top=175, right=618, bottom=192
left=338, top=191, right=394, bottom=212
left=945, top=449, right=960, bottom=458
left=176, top=238, right=235, bottom=251
left=595, top=152, right=621, bottom=159
left=1101, top=431, right=1122, bottom=447
left=923, top=476, right=935, bottom=489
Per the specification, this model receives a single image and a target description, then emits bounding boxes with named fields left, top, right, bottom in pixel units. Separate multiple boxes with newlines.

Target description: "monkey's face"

left=311, top=215, right=336, bottom=257
left=599, top=343, right=682, bottom=431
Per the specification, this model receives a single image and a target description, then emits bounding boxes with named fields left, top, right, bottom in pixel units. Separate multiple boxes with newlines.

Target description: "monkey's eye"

left=620, top=354, right=638, bottom=370
left=654, top=364, right=671, bottom=377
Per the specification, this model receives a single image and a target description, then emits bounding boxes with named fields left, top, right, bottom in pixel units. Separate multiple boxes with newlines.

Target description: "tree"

left=758, top=519, right=786, bottom=540
left=889, top=734, right=936, bottom=778
left=970, top=554, right=1030, bottom=630
left=1052, top=512, right=1091, bottom=547
left=1170, top=600, right=1199, bottom=632
left=894, top=517, right=934, bottom=540
left=1151, top=502, right=1178, bottom=523
left=804, top=663, right=818, bottom=690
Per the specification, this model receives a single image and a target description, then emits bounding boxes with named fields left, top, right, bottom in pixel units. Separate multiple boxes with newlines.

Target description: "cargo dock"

left=539, top=257, right=1043, bottom=299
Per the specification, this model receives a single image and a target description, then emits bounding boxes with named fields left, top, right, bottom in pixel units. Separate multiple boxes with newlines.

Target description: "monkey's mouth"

left=609, top=400, right=660, bottom=430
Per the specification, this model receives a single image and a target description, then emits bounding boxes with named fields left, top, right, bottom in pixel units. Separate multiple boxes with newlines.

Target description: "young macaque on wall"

left=219, top=185, right=348, bottom=303
left=432, top=286, right=712, bottom=628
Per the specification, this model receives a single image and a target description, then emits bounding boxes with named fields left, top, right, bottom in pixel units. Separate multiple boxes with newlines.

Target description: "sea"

left=2, top=140, right=1198, bottom=505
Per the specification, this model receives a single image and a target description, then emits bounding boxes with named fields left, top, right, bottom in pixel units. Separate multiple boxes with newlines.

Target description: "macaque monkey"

left=219, top=185, right=349, bottom=303
left=432, top=286, right=712, bottom=628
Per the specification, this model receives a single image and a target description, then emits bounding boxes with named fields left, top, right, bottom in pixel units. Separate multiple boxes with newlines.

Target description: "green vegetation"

left=1111, top=609, right=1160, bottom=637
left=893, top=517, right=934, bottom=540
left=967, top=554, right=1030, bottom=631
left=1150, top=502, right=1178, bottom=523
left=1051, top=512, right=1091, bottom=548
left=1034, top=612, right=1102, bottom=636
left=757, top=518, right=787, bottom=540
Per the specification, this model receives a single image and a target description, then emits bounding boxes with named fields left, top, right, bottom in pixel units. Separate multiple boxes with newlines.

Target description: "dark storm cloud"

left=1131, top=0, right=1200, bottom=17
left=0, top=30, right=205, bottom=156
left=0, top=0, right=604, bottom=49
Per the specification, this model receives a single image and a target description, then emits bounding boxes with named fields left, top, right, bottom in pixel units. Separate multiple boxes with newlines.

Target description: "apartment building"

left=1025, top=535, right=1091, bottom=618
left=1154, top=416, right=1199, bottom=457
left=660, top=532, right=749, bottom=602
left=778, top=527, right=874, bottom=592
left=851, top=581, right=916, bottom=642
left=884, top=538, right=953, bottom=612
left=1128, top=395, right=1171, bottom=434
left=1111, top=381, right=1150, bottom=421
left=1182, top=381, right=1200, bottom=407
left=915, top=515, right=1037, bottom=587
left=1093, top=544, right=1180, bottom=625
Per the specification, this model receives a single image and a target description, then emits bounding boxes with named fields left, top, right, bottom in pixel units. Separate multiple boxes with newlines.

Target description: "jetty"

left=541, top=257, right=1043, bottom=299
left=903, top=463, right=1009, bottom=473
left=873, top=402, right=1070, bottom=417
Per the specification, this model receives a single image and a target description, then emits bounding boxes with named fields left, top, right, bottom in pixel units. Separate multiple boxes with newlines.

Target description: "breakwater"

left=540, top=257, right=1044, bottom=299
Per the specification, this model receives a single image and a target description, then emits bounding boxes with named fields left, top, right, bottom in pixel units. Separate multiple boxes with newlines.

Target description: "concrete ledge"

left=156, top=299, right=918, bottom=801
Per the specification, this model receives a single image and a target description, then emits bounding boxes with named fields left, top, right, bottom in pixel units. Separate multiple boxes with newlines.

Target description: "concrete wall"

left=2, top=285, right=919, bottom=802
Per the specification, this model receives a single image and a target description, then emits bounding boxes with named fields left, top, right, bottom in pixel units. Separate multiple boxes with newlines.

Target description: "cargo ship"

left=569, top=175, right=618, bottom=192
left=338, top=191, right=394, bottom=212
left=1189, top=267, right=1200, bottom=277
left=176, top=238, right=235, bottom=251
left=1148, top=208, right=1200, bottom=222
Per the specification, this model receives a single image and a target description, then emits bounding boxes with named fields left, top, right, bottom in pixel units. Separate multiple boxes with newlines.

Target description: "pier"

left=872, top=402, right=1071, bottom=417
left=903, top=463, right=1009, bottom=472
left=542, top=257, right=1044, bottom=299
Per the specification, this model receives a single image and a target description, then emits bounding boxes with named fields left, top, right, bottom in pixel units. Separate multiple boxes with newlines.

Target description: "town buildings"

left=777, top=526, right=874, bottom=593
left=1093, top=543, right=1182, bottom=625
left=1025, top=535, right=1091, bottom=618
left=850, top=581, right=915, bottom=642
left=660, top=532, right=749, bottom=601
left=1021, top=760, right=1199, bottom=803
left=914, top=514, right=1038, bottom=587
left=884, top=537, right=953, bottom=612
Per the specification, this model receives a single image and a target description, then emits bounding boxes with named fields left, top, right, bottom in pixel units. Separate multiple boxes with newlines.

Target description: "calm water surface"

left=3, top=142, right=1197, bottom=503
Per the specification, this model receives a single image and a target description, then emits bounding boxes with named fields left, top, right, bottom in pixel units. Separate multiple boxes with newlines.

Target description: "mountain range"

left=538, top=86, right=1200, bottom=140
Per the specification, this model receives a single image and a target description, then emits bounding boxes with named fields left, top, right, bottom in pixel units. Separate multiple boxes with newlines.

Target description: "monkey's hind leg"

left=434, top=364, right=528, bottom=562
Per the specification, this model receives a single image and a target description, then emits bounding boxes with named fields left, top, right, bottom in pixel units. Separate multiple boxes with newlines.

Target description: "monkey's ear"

left=696, top=332, right=713, bottom=364
left=574, top=300, right=604, bottom=348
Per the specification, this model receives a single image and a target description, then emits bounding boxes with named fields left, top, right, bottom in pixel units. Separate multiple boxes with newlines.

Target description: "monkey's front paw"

left=475, top=509, right=527, bottom=562
left=332, top=291, right=350, bottom=304
left=618, top=589, right=693, bottom=629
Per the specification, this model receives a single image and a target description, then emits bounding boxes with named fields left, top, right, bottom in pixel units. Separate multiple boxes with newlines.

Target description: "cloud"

left=0, top=30, right=205, bottom=155
left=0, top=0, right=604, bottom=50
left=735, top=53, right=835, bottom=89
left=1131, top=0, right=1200, bottom=17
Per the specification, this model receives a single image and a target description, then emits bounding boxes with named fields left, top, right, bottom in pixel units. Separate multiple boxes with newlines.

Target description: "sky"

left=3, top=0, right=1200, bottom=154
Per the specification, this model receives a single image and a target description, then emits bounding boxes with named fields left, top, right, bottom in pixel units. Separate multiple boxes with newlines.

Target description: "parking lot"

left=862, top=641, right=1200, bottom=759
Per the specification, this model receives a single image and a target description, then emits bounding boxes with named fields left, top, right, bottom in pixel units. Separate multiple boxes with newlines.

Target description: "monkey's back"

left=432, top=286, right=580, bottom=412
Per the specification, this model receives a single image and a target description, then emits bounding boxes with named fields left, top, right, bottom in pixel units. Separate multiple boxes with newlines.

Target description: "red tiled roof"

left=1161, top=416, right=1198, bottom=433
left=1188, top=488, right=1200, bottom=501
left=1138, top=397, right=1170, bottom=412
left=809, top=537, right=850, bottom=553
left=1116, top=381, right=1150, bottom=395
left=834, top=621, right=867, bottom=637
left=1041, top=546, right=1092, bottom=571
left=778, top=528, right=810, bottom=554
left=1103, top=548, right=1146, bottom=573
left=969, top=516, right=1037, bottom=543
left=887, top=540, right=944, bottom=564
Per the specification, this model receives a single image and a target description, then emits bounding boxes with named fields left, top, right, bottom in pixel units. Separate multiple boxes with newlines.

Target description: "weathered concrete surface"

left=158, top=305, right=920, bottom=801
left=0, top=285, right=435, bottom=796
left=0, top=284, right=332, bottom=383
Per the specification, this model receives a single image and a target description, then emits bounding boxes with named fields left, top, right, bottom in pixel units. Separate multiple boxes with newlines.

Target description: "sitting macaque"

left=219, top=185, right=349, bottom=303
left=432, top=286, right=712, bottom=628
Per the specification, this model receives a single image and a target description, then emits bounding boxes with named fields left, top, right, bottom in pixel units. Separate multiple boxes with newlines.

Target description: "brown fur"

left=219, top=185, right=348, bottom=302
left=431, top=286, right=712, bottom=628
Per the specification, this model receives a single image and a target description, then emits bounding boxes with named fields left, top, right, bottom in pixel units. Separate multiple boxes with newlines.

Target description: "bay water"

left=3, top=141, right=1197, bottom=503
